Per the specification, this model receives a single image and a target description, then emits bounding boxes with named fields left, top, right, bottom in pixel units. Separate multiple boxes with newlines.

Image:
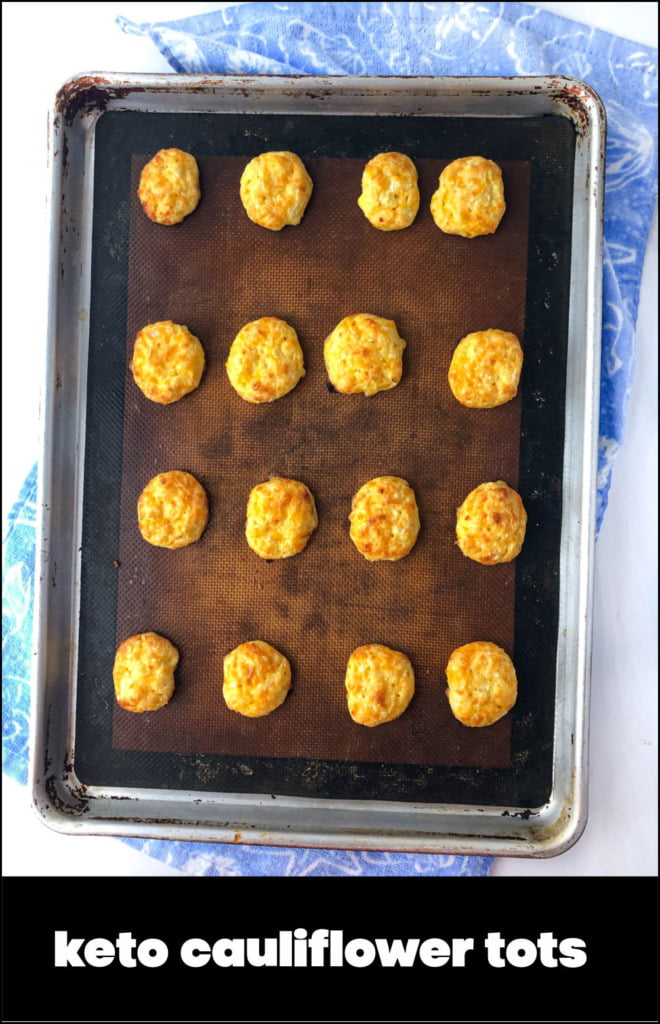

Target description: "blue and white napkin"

left=3, top=2, right=656, bottom=877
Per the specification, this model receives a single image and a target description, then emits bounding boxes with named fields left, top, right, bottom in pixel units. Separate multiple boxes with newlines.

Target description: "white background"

left=2, top=2, right=657, bottom=877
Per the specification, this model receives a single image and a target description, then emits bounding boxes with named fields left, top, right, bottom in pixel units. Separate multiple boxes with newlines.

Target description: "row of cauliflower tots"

left=136, top=471, right=526, bottom=566
left=116, top=146, right=520, bottom=731
left=132, top=314, right=523, bottom=408
left=138, top=146, right=505, bottom=237
left=114, top=633, right=517, bottom=731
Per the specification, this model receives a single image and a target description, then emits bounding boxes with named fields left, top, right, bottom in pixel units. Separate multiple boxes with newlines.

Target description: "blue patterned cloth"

left=3, top=3, right=656, bottom=877
left=2, top=469, right=36, bottom=788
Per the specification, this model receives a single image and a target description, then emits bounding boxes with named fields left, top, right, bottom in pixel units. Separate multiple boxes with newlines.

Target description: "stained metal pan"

left=31, top=74, right=604, bottom=856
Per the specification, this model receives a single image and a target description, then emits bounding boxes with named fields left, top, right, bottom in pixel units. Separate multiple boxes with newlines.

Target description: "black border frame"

left=76, top=110, right=574, bottom=808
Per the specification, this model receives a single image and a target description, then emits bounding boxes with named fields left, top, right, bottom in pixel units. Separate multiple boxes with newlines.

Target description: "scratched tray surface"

left=75, top=110, right=574, bottom=806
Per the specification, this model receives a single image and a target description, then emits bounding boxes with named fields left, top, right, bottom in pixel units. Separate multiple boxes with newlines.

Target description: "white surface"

left=2, top=2, right=657, bottom=877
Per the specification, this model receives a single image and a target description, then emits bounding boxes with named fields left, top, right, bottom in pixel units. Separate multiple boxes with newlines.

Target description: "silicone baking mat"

left=75, top=110, right=574, bottom=807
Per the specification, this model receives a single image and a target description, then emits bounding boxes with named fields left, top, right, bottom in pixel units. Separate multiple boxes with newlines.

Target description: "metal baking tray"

left=31, top=74, right=604, bottom=856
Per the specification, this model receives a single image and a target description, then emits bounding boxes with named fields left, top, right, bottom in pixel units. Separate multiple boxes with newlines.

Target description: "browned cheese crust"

left=239, top=151, right=313, bottom=230
left=226, top=317, right=305, bottom=403
left=131, top=320, right=205, bottom=405
left=345, top=643, right=415, bottom=726
left=430, top=156, right=505, bottom=238
left=223, top=640, right=292, bottom=717
left=323, top=313, right=406, bottom=396
left=113, top=632, right=179, bottom=713
left=349, top=476, right=420, bottom=561
left=138, top=470, right=209, bottom=550
left=137, top=148, right=200, bottom=225
left=456, top=481, right=527, bottom=565
left=245, top=477, right=318, bottom=559
left=445, top=640, right=517, bottom=727
left=448, top=328, right=523, bottom=408
left=357, top=152, right=420, bottom=230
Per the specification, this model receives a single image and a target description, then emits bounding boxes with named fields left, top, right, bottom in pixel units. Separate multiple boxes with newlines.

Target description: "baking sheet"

left=33, top=75, right=604, bottom=853
left=75, top=109, right=573, bottom=807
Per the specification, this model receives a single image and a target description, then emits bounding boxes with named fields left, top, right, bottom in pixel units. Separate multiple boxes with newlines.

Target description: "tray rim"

left=29, top=73, right=605, bottom=858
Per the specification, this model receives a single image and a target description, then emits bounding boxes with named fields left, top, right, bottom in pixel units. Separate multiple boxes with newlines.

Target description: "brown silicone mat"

left=112, top=153, right=530, bottom=769
left=75, top=108, right=575, bottom=805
